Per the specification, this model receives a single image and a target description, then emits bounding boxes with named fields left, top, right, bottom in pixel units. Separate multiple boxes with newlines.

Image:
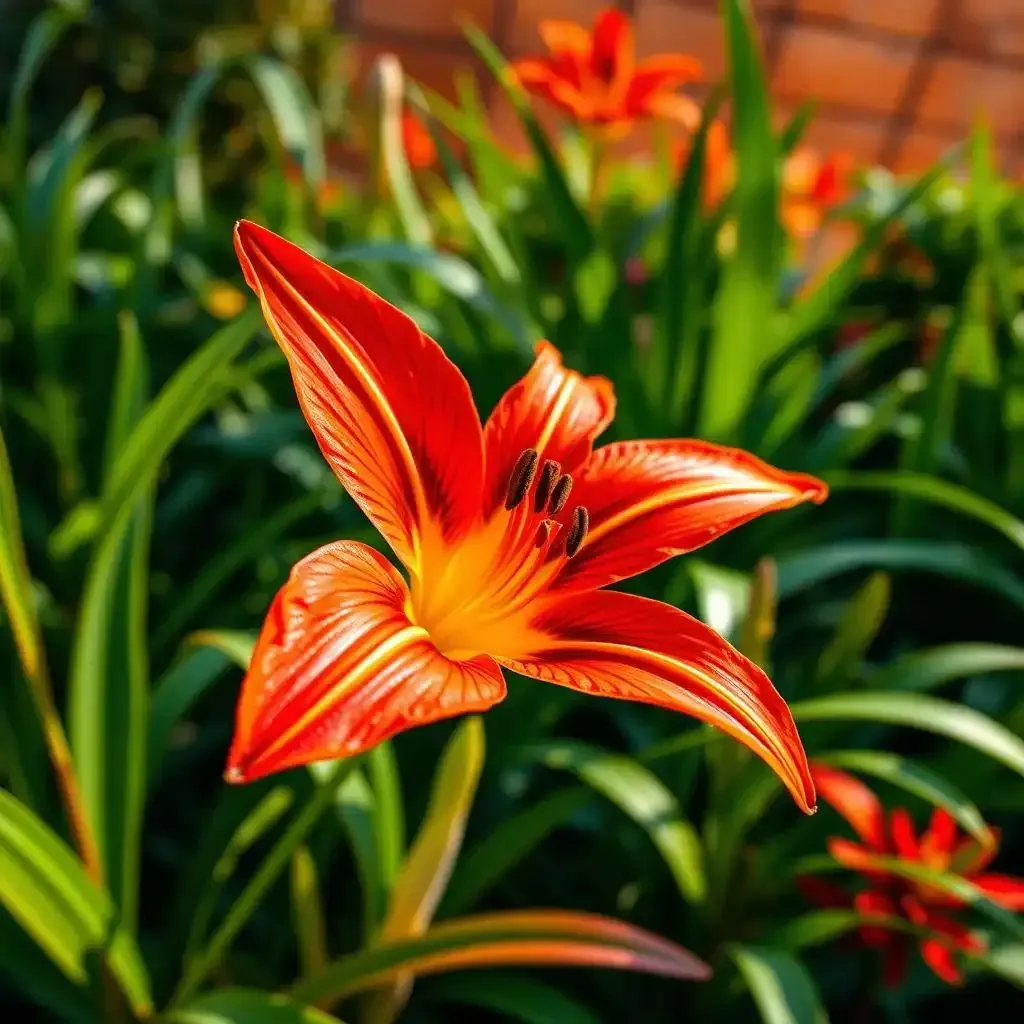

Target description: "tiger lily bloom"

left=224, top=221, right=825, bottom=810
left=800, top=765, right=1024, bottom=986
left=513, top=7, right=703, bottom=136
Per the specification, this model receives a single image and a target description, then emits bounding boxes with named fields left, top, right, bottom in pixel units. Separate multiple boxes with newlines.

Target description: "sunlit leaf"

left=290, top=910, right=710, bottom=1006
left=526, top=741, right=706, bottom=904
left=730, top=945, right=828, bottom=1024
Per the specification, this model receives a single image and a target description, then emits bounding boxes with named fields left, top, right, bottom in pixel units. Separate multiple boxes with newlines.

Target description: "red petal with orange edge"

left=806, top=770, right=888, bottom=847
left=589, top=7, right=632, bottom=80
left=971, top=872, right=1024, bottom=910
left=920, top=939, right=962, bottom=985
left=889, top=808, right=920, bottom=859
left=552, top=440, right=826, bottom=592
left=234, top=221, right=483, bottom=571
left=919, top=806, right=958, bottom=866
left=225, top=541, right=505, bottom=783
left=827, top=838, right=893, bottom=886
left=499, top=590, right=815, bottom=813
left=625, top=55, right=703, bottom=120
left=637, top=91, right=702, bottom=130
left=481, top=341, right=614, bottom=516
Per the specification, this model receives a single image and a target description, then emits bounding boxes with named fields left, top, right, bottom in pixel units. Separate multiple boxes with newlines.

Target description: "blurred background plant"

left=1, top=0, right=1024, bottom=1022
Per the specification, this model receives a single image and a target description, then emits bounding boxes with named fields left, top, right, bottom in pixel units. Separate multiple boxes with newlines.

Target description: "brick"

left=917, top=59, right=1023, bottom=140
left=941, top=0, right=1024, bottom=59
left=354, top=40, right=483, bottom=102
left=510, top=0, right=610, bottom=52
left=789, top=113, right=887, bottom=166
left=356, top=0, right=497, bottom=38
left=796, top=0, right=939, bottom=38
left=885, top=127, right=961, bottom=172
left=772, top=26, right=916, bottom=114
left=634, top=2, right=728, bottom=81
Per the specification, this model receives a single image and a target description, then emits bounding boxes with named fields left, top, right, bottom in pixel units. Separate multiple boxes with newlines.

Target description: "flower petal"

left=589, top=7, right=632, bottom=82
left=552, top=440, right=827, bottom=591
left=225, top=541, right=506, bottom=783
left=854, top=889, right=898, bottom=946
left=971, top=872, right=1024, bottom=910
left=625, top=55, right=702, bottom=124
left=919, top=807, right=958, bottom=868
left=890, top=808, right=920, bottom=860
left=498, top=590, right=815, bottom=812
left=920, top=939, right=962, bottom=985
left=481, top=341, right=615, bottom=517
left=827, top=838, right=894, bottom=887
left=538, top=19, right=592, bottom=56
left=234, top=221, right=484, bottom=572
left=811, top=765, right=887, bottom=850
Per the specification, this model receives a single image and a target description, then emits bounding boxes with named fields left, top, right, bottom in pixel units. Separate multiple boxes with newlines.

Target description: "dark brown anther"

left=505, top=448, right=539, bottom=510
left=564, top=506, right=589, bottom=558
left=548, top=474, right=573, bottom=515
left=533, top=459, right=561, bottom=513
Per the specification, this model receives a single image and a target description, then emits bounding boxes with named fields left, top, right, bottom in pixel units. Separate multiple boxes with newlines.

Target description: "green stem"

left=171, top=758, right=356, bottom=1006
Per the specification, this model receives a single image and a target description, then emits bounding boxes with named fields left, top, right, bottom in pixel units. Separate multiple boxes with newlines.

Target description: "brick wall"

left=336, top=0, right=1024, bottom=174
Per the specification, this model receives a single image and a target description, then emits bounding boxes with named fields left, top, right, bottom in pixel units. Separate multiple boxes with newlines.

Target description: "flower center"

left=410, top=447, right=589, bottom=659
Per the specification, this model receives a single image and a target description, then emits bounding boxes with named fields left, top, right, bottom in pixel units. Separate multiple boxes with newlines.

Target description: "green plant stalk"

left=170, top=757, right=357, bottom=1006
left=0, top=433, right=102, bottom=886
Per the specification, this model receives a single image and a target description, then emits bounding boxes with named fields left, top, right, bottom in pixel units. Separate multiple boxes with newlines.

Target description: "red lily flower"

left=801, top=764, right=1024, bottom=986
left=512, top=7, right=703, bottom=137
left=224, top=221, right=827, bottom=810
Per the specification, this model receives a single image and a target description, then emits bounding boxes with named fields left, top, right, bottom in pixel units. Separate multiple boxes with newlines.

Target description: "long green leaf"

left=68, top=311, right=152, bottom=931
left=0, top=790, right=152, bottom=1016
left=823, top=471, right=1024, bottom=553
left=528, top=741, right=706, bottom=904
left=173, top=759, right=356, bottom=1005
left=441, top=788, right=588, bottom=916
left=730, top=945, right=829, bottom=1024
left=291, top=846, right=329, bottom=980
left=703, top=0, right=780, bottom=441
left=658, top=94, right=722, bottom=423
left=464, top=24, right=592, bottom=262
left=793, top=692, right=1024, bottom=778
left=776, top=539, right=1024, bottom=611
left=0, top=424, right=46, bottom=687
left=147, top=646, right=234, bottom=783
left=868, top=643, right=1024, bottom=693
left=365, top=718, right=486, bottom=1023
left=166, top=988, right=346, bottom=1024
left=290, top=910, right=710, bottom=1006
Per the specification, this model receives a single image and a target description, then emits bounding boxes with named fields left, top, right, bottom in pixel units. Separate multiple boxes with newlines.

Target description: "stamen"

left=505, top=448, right=539, bottom=510
left=548, top=474, right=573, bottom=515
left=534, top=460, right=561, bottom=513
left=564, top=506, right=589, bottom=558
left=535, top=521, right=553, bottom=548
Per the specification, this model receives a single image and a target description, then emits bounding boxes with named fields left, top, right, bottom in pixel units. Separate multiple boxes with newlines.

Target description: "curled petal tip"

left=223, top=764, right=246, bottom=785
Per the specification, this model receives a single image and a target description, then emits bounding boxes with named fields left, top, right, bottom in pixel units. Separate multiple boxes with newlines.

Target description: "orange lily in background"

left=513, top=7, right=703, bottom=136
left=800, top=765, right=1024, bottom=986
left=224, top=220, right=826, bottom=810
left=677, top=121, right=852, bottom=238
left=402, top=107, right=437, bottom=170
